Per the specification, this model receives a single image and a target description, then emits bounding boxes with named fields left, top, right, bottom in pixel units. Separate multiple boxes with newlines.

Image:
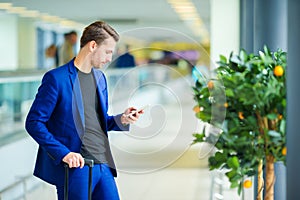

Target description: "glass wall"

left=0, top=72, right=42, bottom=144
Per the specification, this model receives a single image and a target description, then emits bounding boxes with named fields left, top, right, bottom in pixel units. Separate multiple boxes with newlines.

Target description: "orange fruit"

left=274, top=65, right=284, bottom=77
left=282, top=147, right=287, bottom=156
left=243, top=180, right=252, bottom=188
left=193, top=105, right=200, bottom=113
left=278, top=114, right=283, bottom=120
left=224, top=102, right=228, bottom=108
left=238, top=112, right=244, bottom=120
left=207, top=80, right=214, bottom=89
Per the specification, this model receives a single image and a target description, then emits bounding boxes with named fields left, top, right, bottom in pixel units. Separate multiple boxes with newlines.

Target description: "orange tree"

left=192, top=46, right=286, bottom=200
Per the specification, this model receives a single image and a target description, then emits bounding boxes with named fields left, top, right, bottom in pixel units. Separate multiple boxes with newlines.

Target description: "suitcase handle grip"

left=84, top=158, right=94, bottom=167
left=63, top=158, right=94, bottom=168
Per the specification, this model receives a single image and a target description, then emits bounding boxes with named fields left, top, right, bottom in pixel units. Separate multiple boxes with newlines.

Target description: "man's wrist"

left=121, top=114, right=129, bottom=126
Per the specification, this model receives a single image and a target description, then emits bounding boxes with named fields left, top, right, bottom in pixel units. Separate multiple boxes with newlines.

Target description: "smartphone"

left=126, top=104, right=150, bottom=117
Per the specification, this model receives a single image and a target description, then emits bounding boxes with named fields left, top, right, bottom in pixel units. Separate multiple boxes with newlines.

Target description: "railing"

left=0, top=174, right=44, bottom=200
left=0, top=64, right=185, bottom=145
left=0, top=73, right=42, bottom=145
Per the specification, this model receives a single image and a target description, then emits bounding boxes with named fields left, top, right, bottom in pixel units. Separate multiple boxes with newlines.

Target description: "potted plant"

left=192, top=46, right=286, bottom=200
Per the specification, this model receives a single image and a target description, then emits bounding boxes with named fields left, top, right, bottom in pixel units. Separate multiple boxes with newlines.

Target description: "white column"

left=18, top=18, right=37, bottom=69
left=0, top=13, right=18, bottom=70
left=210, top=0, right=240, bottom=69
left=0, top=14, right=37, bottom=70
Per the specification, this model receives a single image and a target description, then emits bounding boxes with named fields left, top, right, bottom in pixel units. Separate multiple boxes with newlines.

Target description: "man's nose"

left=106, top=56, right=112, bottom=63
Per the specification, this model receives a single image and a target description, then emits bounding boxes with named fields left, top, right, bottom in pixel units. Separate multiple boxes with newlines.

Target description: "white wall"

left=210, top=0, right=240, bottom=69
left=0, top=13, right=18, bottom=70
left=18, top=18, right=37, bottom=69
left=0, top=14, right=37, bottom=70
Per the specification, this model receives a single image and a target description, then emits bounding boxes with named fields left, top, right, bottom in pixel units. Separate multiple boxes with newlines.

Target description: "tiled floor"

left=115, top=144, right=245, bottom=200
left=117, top=167, right=211, bottom=200
left=109, top=85, right=249, bottom=200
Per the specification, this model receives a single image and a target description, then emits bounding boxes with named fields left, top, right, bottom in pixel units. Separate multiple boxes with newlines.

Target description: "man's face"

left=70, top=34, right=77, bottom=45
left=91, top=37, right=116, bottom=69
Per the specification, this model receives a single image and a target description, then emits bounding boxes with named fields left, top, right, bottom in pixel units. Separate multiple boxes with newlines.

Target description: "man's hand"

left=62, top=152, right=84, bottom=168
left=121, top=107, right=144, bottom=125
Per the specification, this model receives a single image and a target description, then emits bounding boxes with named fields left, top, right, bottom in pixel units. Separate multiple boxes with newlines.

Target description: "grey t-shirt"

left=78, top=70, right=108, bottom=163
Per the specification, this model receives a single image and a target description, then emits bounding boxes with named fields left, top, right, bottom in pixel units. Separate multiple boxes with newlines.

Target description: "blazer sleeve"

left=25, top=71, right=70, bottom=165
left=108, top=114, right=130, bottom=131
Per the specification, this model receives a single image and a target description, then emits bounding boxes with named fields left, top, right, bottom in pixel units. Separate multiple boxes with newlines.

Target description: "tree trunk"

left=257, top=160, right=264, bottom=200
left=265, top=155, right=275, bottom=200
left=255, top=112, right=265, bottom=200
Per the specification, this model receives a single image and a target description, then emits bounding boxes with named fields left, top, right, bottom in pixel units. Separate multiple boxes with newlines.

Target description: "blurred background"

left=0, top=0, right=294, bottom=199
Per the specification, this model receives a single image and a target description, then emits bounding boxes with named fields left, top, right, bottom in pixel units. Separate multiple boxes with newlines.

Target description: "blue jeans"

left=56, top=164, right=120, bottom=200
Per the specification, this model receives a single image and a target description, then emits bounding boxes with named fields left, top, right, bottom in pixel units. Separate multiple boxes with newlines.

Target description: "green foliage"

left=192, top=46, right=286, bottom=194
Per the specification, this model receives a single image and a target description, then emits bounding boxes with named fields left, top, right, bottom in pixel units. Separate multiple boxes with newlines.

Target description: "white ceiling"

left=1, top=0, right=211, bottom=43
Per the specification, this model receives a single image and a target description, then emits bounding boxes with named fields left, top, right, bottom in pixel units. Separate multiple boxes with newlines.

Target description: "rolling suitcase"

left=64, top=158, right=94, bottom=200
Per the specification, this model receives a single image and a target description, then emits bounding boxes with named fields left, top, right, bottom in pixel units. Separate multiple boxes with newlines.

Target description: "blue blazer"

left=25, top=60, right=128, bottom=185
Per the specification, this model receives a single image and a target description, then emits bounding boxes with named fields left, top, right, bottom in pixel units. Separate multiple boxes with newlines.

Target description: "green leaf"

left=215, top=152, right=227, bottom=162
left=280, top=119, right=286, bottom=134
left=208, top=156, right=223, bottom=169
left=238, top=182, right=243, bottom=195
left=282, top=99, right=286, bottom=107
left=227, top=156, right=240, bottom=169
left=268, top=130, right=281, bottom=137
left=195, top=79, right=204, bottom=88
left=219, top=54, right=227, bottom=63
left=245, top=170, right=257, bottom=177
left=230, top=181, right=239, bottom=189
left=225, top=89, right=235, bottom=97
left=267, top=113, right=277, bottom=120
left=226, top=170, right=237, bottom=178
left=259, top=51, right=265, bottom=60
left=264, top=45, right=271, bottom=56
left=259, top=50, right=274, bottom=65
left=192, top=87, right=199, bottom=95
left=239, top=49, right=248, bottom=62
left=192, top=133, right=205, bottom=143
left=230, top=55, right=242, bottom=65
left=195, top=112, right=202, bottom=119
left=229, top=173, right=242, bottom=182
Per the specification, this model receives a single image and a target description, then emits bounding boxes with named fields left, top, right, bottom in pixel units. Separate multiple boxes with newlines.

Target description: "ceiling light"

left=7, top=6, right=26, bottom=14
left=60, top=20, right=77, bottom=27
left=170, top=2, right=193, bottom=7
left=167, top=0, right=210, bottom=42
left=167, top=0, right=190, bottom=3
left=0, top=3, right=12, bottom=10
left=20, top=10, right=40, bottom=18
left=40, top=13, right=62, bottom=23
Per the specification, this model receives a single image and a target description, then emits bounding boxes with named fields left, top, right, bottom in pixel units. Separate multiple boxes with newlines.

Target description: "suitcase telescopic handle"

left=64, top=158, right=94, bottom=200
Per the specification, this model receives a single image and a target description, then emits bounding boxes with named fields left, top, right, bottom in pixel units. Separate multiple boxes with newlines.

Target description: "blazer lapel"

left=69, top=63, right=85, bottom=134
left=92, top=69, right=107, bottom=132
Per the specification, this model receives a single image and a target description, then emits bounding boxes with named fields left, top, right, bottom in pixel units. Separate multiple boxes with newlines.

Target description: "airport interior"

left=0, top=0, right=299, bottom=199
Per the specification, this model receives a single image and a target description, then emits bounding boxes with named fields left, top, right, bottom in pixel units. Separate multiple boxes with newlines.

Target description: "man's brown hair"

left=80, top=21, right=119, bottom=48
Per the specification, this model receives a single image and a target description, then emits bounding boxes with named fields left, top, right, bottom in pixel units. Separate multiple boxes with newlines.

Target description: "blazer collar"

left=68, top=59, right=85, bottom=133
left=68, top=58, right=77, bottom=75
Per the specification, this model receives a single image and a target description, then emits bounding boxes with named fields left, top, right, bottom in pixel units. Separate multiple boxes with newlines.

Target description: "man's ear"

left=89, top=40, right=97, bottom=51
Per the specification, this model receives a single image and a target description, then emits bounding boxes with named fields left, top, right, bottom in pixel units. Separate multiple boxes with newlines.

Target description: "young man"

left=26, top=21, right=141, bottom=200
